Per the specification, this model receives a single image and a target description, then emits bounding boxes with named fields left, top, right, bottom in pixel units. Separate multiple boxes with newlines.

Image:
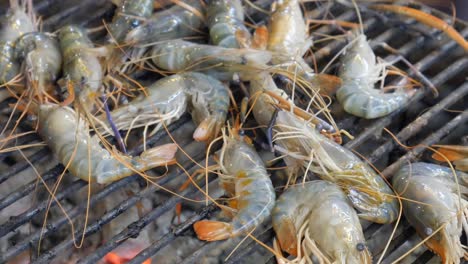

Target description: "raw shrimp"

left=193, top=129, right=275, bottom=241
left=206, top=0, right=251, bottom=48
left=125, top=0, right=204, bottom=45
left=272, top=181, right=371, bottom=263
left=107, top=0, right=153, bottom=43
left=393, top=162, right=468, bottom=264
left=150, top=39, right=271, bottom=81
left=248, top=72, right=398, bottom=224
left=103, top=72, right=230, bottom=142
left=432, top=145, right=468, bottom=172
left=15, top=32, right=62, bottom=102
left=0, top=0, right=35, bottom=84
left=37, top=103, right=177, bottom=184
left=58, top=25, right=103, bottom=109
left=337, top=33, right=413, bottom=119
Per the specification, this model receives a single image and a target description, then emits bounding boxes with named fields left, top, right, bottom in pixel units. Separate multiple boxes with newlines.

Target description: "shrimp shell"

left=273, top=181, right=371, bottom=263
left=393, top=162, right=468, bottom=264
left=15, top=32, right=62, bottom=96
left=0, top=1, right=35, bottom=84
left=267, top=0, right=311, bottom=64
left=206, top=0, right=251, bottom=48
left=125, top=0, right=204, bottom=45
left=58, top=25, right=103, bottom=109
left=107, top=0, right=153, bottom=43
left=37, top=104, right=177, bottom=184
left=337, top=34, right=410, bottom=119
left=150, top=39, right=271, bottom=81
left=193, top=134, right=275, bottom=241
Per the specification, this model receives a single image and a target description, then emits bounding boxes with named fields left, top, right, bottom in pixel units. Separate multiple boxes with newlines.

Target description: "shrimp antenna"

left=351, top=0, right=364, bottom=34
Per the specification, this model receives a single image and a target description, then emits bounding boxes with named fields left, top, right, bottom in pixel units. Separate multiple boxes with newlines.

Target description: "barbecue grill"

left=0, top=1, right=467, bottom=263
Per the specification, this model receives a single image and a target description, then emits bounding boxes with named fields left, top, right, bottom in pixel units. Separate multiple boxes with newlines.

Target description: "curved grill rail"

left=0, top=1, right=467, bottom=263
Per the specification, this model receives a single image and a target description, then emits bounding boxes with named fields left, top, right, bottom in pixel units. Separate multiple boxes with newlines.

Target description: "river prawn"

left=125, top=0, right=204, bottom=45
left=248, top=72, right=397, bottom=224
left=272, top=180, right=371, bottom=264
left=0, top=0, right=36, bottom=86
left=193, top=127, right=275, bottom=241
left=15, top=32, right=62, bottom=103
left=58, top=25, right=104, bottom=110
left=101, top=72, right=230, bottom=142
left=149, top=39, right=271, bottom=81
left=206, top=0, right=251, bottom=48
left=393, top=162, right=468, bottom=264
left=37, top=103, right=177, bottom=184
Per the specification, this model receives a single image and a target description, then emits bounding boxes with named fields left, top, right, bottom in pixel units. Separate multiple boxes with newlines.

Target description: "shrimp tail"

left=432, top=148, right=465, bottom=162
left=310, top=73, right=343, bottom=96
left=135, top=143, right=178, bottom=169
left=193, top=220, right=232, bottom=241
left=274, top=218, right=298, bottom=256
left=425, top=230, right=463, bottom=264
left=193, top=116, right=223, bottom=142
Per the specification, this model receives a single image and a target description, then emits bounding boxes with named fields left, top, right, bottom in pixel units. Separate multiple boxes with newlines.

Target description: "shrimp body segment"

left=58, top=25, right=103, bottom=109
left=15, top=32, right=62, bottom=98
left=37, top=104, right=177, bottom=184
left=393, top=162, right=468, bottom=264
left=106, top=72, right=230, bottom=142
left=150, top=39, right=271, bottom=81
left=273, top=181, right=371, bottom=263
left=194, top=135, right=275, bottom=241
left=206, top=0, right=251, bottom=48
left=338, top=35, right=411, bottom=119
left=248, top=72, right=398, bottom=224
left=108, top=0, right=153, bottom=43
left=0, top=1, right=35, bottom=84
left=267, top=0, right=311, bottom=62
left=125, top=0, right=204, bottom=45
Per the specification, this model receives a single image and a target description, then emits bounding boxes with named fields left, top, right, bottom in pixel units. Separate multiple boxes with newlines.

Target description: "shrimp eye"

left=356, top=243, right=365, bottom=252
left=424, top=227, right=433, bottom=236
left=131, top=20, right=140, bottom=27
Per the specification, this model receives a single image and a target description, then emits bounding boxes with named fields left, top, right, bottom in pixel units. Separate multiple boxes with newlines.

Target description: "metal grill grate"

left=0, top=1, right=467, bottom=263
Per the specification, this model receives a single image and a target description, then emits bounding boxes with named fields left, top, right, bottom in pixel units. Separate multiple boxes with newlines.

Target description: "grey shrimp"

left=102, top=72, right=230, bottom=142
left=37, top=104, right=177, bottom=184
left=272, top=181, right=371, bottom=264
left=393, top=162, right=468, bottom=264
left=193, top=129, right=275, bottom=241
left=206, top=0, right=251, bottom=48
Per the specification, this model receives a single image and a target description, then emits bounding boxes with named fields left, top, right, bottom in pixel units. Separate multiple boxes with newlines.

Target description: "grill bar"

left=368, top=62, right=468, bottom=164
